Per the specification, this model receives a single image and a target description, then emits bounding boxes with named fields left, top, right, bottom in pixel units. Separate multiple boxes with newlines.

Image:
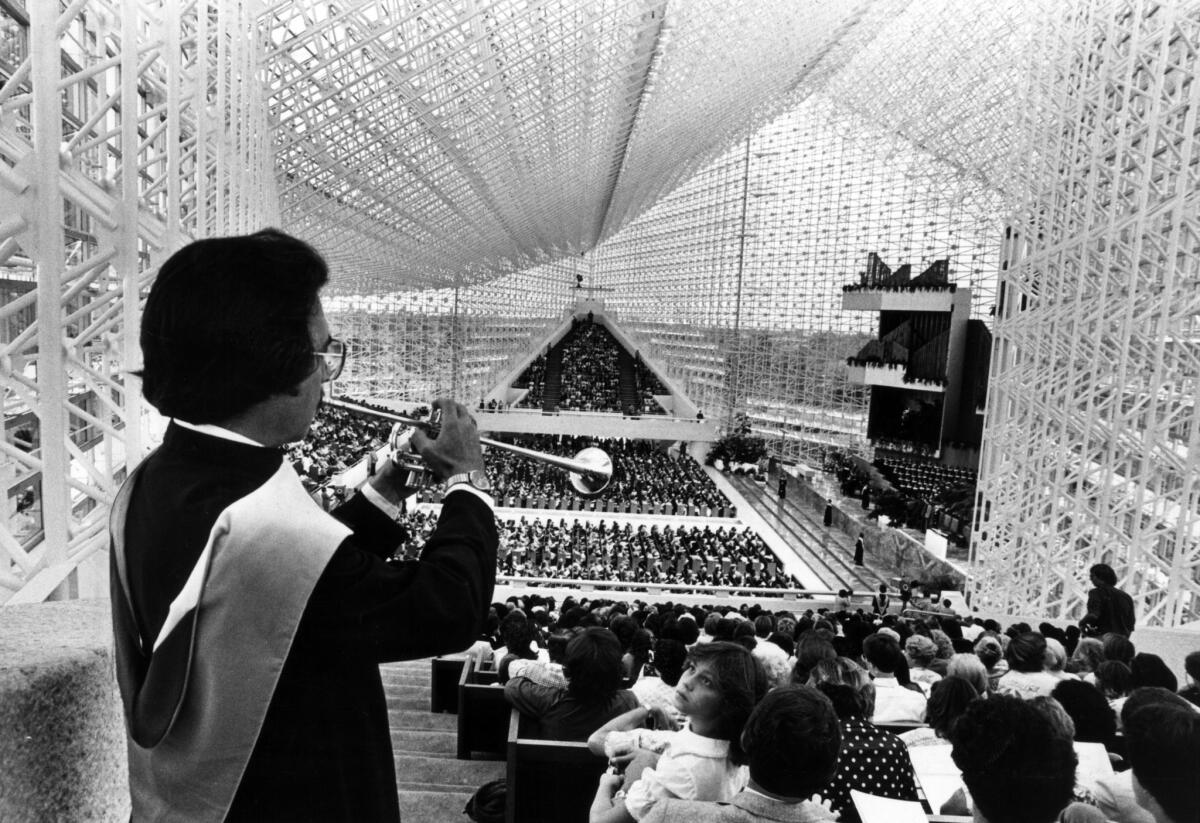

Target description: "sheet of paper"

left=850, top=790, right=928, bottom=823
left=907, top=743, right=964, bottom=812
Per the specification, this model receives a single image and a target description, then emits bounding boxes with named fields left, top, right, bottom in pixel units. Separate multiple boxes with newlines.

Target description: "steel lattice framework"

left=0, top=0, right=276, bottom=602
left=2, top=0, right=1199, bottom=627
left=971, top=0, right=1200, bottom=626
left=591, top=90, right=1005, bottom=466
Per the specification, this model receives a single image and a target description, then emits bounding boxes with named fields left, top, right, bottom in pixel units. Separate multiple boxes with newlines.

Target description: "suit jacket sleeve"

left=1080, top=588, right=1103, bottom=628
left=304, top=490, right=498, bottom=662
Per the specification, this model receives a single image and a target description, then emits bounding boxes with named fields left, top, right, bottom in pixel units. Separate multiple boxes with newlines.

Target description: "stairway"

left=616, top=348, right=638, bottom=415
left=541, top=345, right=564, bottom=412
left=382, top=660, right=504, bottom=822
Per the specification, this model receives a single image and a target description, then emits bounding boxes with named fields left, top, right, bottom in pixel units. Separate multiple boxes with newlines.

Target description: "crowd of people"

left=557, top=321, right=623, bottom=412
left=828, top=450, right=973, bottom=548
left=630, top=352, right=667, bottom=416
left=395, top=511, right=796, bottom=589
left=473, top=433, right=735, bottom=515
left=285, top=401, right=391, bottom=487
left=513, top=316, right=669, bottom=414
left=455, top=589, right=1198, bottom=823
left=514, top=351, right=548, bottom=407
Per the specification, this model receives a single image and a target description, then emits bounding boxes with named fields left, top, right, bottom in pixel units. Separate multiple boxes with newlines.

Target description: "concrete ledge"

left=0, top=599, right=129, bottom=822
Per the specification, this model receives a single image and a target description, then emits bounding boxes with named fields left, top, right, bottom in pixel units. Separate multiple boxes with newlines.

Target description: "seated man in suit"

left=592, top=686, right=842, bottom=823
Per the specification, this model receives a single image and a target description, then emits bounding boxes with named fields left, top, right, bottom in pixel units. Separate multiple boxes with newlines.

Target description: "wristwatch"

left=445, top=469, right=492, bottom=492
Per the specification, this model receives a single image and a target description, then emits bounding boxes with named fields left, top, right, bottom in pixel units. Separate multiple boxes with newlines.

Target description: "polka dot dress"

left=824, top=717, right=919, bottom=823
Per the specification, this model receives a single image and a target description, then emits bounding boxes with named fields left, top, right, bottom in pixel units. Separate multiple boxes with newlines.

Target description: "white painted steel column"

left=28, top=1, right=71, bottom=591
left=120, top=0, right=145, bottom=464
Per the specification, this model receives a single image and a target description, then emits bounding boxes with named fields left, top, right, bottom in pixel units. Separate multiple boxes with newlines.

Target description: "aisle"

left=706, top=468, right=828, bottom=591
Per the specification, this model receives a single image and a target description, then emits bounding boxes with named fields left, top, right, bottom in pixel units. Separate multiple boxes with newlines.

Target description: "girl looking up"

left=587, top=641, right=768, bottom=823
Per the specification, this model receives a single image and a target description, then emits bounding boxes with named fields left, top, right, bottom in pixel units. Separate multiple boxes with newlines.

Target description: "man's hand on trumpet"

left=363, top=399, right=485, bottom=508
left=411, top=399, right=485, bottom=481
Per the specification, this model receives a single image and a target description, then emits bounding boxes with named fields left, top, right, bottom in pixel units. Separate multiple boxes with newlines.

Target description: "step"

left=387, top=694, right=432, bottom=712
left=381, top=670, right=431, bottom=687
left=397, top=790, right=475, bottom=822
left=381, top=659, right=433, bottom=673
left=389, top=709, right=457, bottom=733
left=390, top=728, right=458, bottom=758
left=394, top=755, right=505, bottom=789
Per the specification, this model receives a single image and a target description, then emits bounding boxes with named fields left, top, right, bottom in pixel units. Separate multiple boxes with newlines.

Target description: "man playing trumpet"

left=109, top=229, right=498, bottom=822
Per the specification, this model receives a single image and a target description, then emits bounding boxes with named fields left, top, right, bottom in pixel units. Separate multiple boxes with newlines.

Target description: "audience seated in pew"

left=898, top=676, right=978, bottom=748
left=483, top=433, right=734, bottom=515
left=448, top=589, right=1200, bottom=823
left=591, top=686, right=844, bottom=823
left=805, top=658, right=918, bottom=823
left=861, top=633, right=927, bottom=724
left=504, top=627, right=638, bottom=741
left=943, top=694, right=1109, bottom=823
left=586, top=642, right=768, bottom=823
left=1123, top=689, right=1200, bottom=823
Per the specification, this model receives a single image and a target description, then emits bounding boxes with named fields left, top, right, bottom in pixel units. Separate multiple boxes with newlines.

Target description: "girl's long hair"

left=685, top=641, right=768, bottom=764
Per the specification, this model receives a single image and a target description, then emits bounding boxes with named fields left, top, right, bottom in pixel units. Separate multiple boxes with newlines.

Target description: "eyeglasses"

left=314, top=338, right=346, bottom=382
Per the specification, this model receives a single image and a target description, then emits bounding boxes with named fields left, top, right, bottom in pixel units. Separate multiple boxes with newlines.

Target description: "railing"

left=495, top=574, right=874, bottom=601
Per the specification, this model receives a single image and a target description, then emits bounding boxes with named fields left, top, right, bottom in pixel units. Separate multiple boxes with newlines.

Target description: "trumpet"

left=324, top=398, right=614, bottom=498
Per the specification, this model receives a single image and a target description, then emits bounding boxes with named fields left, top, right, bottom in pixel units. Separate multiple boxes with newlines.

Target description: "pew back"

left=505, top=709, right=607, bottom=823
left=457, top=654, right=509, bottom=759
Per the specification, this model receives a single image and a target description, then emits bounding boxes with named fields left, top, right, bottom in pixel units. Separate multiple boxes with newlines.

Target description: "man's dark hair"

left=1130, top=653, right=1178, bottom=691
left=1089, top=563, right=1118, bottom=586
left=791, top=632, right=837, bottom=685
left=608, top=615, right=637, bottom=651
left=1005, top=632, right=1047, bottom=673
left=686, top=642, right=769, bottom=765
left=1096, top=660, right=1132, bottom=697
left=740, top=686, right=841, bottom=798
left=546, top=631, right=571, bottom=665
left=1185, top=650, right=1200, bottom=682
left=1125, top=699, right=1200, bottom=823
left=1050, top=679, right=1116, bottom=745
left=862, top=633, right=904, bottom=675
left=949, top=695, right=1077, bottom=823
left=139, top=229, right=329, bottom=423
left=675, top=616, right=700, bottom=646
left=925, top=676, right=978, bottom=737
left=814, top=681, right=867, bottom=719
left=563, top=628, right=623, bottom=701
left=754, top=614, right=775, bottom=638
left=652, top=639, right=687, bottom=686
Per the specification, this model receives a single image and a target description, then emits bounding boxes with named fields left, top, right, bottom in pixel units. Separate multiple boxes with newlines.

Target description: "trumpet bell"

left=567, top=447, right=613, bottom=499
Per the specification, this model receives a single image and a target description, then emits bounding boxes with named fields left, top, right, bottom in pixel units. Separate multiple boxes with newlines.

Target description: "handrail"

left=495, top=574, right=876, bottom=600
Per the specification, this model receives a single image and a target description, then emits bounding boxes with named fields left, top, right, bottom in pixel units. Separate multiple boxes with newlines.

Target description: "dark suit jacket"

left=1081, top=584, right=1135, bottom=637
left=120, top=422, right=498, bottom=822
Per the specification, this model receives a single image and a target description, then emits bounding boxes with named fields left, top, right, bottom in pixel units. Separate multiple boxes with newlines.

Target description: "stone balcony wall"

left=0, top=599, right=128, bottom=821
